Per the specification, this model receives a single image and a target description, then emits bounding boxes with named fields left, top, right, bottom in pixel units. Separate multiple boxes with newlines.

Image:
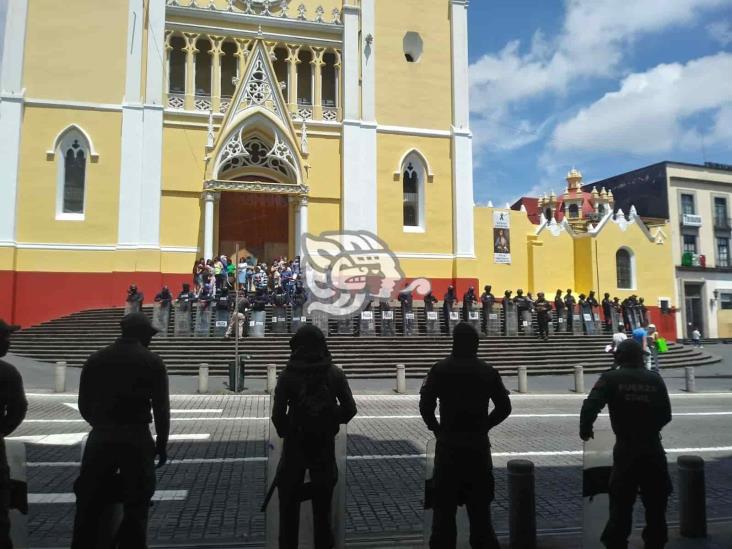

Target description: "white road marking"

left=9, top=433, right=209, bottom=445
left=25, top=444, right=732, bottom=468
left=62, top=403, right=222, bottom=414
left=29, top=490, right=188, bottom=504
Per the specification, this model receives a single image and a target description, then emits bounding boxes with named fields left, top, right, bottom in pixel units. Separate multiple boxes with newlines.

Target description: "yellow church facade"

left=0, top=0, right=679, bottom=337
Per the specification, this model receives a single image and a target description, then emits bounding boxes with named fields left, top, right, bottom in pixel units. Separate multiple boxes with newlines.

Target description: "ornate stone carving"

left=331, top=8, right=341, bottom=24
left=297, top=3, right=307, bottom=20
left=314, top=6, right=324, bottom=23
left=205, top=179, right=309, bottom=196
left=167, top=0, right=340, bottom=24
left=218, top=132, right=298, bottom=183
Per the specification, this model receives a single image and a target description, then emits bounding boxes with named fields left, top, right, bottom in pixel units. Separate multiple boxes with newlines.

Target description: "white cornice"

left=379, top=124, right=451, bottom=138
left=4, top=242, right=197, bottom=253
left=166, top=20, right=342, bottom=48
left=25, top=98, right=122, bottom=112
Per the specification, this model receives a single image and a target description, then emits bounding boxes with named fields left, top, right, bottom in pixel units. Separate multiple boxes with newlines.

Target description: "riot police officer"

left=534, top=292, right=552, bottom=341
left=442, top=286, right=457, bottom=334
left=480, top=285, right=495, bottom=333
left=423, top=291, right=438, bottom=312
left=602, top=292, right=613, bottom=331
left=513, top=289, right=530, bottom=333
left=420, top=323, right=511, bottom=548
left=564, top=289, right=576, bottom=331
left=0, top=320, right=27, bottom=548
left=502, top=290, right=513, bottom=336
left=580, top=339, right=672, bottom=549
left=398, top=286, right=414, bottom=332
left=462, top=287, right=476, bottom=321
left=554, top=289, right=565, bottom=332
left=72, top=313, right=170, bottom=549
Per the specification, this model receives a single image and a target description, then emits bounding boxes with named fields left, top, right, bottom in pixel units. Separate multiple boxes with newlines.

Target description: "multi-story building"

left=0, top=0, right=678, bottom=333
left=588, top=161, right=732, bottom=339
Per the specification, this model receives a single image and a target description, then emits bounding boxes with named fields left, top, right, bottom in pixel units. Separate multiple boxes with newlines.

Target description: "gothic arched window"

left=168, top=35, right=186, bottom=94
left=55, top=128, right=91, bottom=219
left=401, top=152, right=428, bottom=230
left=616, top=248, right=634, bottom=290
left=195, top=38, right=212, bottom=96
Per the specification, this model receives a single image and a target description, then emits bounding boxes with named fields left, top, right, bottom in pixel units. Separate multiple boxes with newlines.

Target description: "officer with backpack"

left=270, top=325, right=357, bottom=549
left=420, top=322, right=512, bottom=548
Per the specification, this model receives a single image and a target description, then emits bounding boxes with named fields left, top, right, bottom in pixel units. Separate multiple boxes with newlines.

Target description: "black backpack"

left=293, top=368, right=338, bottom=437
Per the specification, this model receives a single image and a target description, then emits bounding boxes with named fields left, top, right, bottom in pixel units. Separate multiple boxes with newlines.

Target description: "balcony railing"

left=714, top=216, right=732, bottom=230
left=681, top=213, right=703, bottom=227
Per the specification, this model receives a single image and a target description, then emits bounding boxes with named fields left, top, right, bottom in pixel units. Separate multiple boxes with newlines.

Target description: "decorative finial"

left=314, top=5, right=324, bottom=23
left=297, top=3, right=306, bottom=20
left=257, top=25, right=263, bottom=38
left=487, top=200, right=494, bottom=207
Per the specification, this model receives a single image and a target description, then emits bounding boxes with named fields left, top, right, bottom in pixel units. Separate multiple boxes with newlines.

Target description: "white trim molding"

left=46, top=124, right=100, bottom=161
left=394, top=148, right=435, bottom=182
left=394, top=252, right=456, bottom=260
left=0, top=0, right=29, bottom=247
left=378, top=125, right=451, bottom=138
left=25, top=97, right=123, bottom=112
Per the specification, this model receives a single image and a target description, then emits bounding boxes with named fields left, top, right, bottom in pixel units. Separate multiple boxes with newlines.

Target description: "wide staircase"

left=11, top=305, right=719, bottom=378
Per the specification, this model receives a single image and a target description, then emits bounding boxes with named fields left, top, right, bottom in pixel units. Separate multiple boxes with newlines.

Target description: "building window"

left=683, top=234, right=698, bottom=254
left=273, top=47, right=289, bottom=100
left=681, top=193, right=695, bottom=215
left=168, top=35, right=186, bottom=94
left=297, top=48, right=313, bottom=106
left=568, top=203, right=579, bottom=218
left=616, top=248, right=633, bottom=289
left=718, top=237, right=730, bottom=267
left=403, top=32, right=423, bottom=63
left=321, top=52, right=338, bottom=108
left=714, top=197, right=729, bottom=229
left=401, top=152, right=427, bottom=230
left=220, top=40, right=239, bottom=99
left=55, top=128, right=90, bottom=219
left=721, top=293, right=732, bottom=310
left=195, top=38, right=212, bottom=96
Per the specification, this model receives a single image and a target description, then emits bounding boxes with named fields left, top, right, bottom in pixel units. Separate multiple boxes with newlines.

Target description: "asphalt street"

left=13, top=389, right=732, bottom=548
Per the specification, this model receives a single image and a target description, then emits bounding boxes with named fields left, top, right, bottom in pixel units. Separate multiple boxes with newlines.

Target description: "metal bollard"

left=678, top=455, right=707, bottom=538
left=198, top=363, right=209, bottom=394
left=685, top=367, right=696, bottom=393
left=396, top=364, right=406, bottom=394
left=266, top=364, right=277, bottom=394
left=574, top=365, right=585, bottom=394
left=508, top=459, right=536, bottom=549
left=54, top=361, right=67, bottom=393
left=517, top=366, right=528, bottom=394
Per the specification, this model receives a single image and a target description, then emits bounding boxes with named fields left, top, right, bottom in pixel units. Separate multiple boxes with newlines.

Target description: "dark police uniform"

left=420, top=323, right=511, bottom=549
left=480, top=286, right=495, bottom=333
left=71, top=316, right=170, bottom=549
left=534, top=296, right=552, bottom=340
left=580, top=360, right=672, bottom=549
left=0, top=320, right=28, bottom=549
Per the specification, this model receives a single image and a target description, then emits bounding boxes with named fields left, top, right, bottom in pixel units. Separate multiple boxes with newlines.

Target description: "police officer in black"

left=564, top=289, right=576, bottom=331
left=442, top=286, right=457, bottom=334
left=513, top=289, right=530, bottom=333
left=588, top=290, right=600, bottom=323
left=534, top=292, right=552, bottom=341
left=480, top=285, right=495, bottom=334
left=126, top=284, right=144, bottom=313
left=0, top=320, right=28, bottom=548
left=71, top=313, right=170, bottom=549
left=271, top=325, right=357, bottom=549
left=398, top=286, right=414, bottom=332
left=154, top=286, right=172, bottom=307
left=420, top=323, right=511, bottom=549
left=423, top=291, right=438, bottom=312
left=502, top=290, right=513, bottom=335
left=602, top=292, right=613, bottom=331
left=554, top=289, right=565, bottom=332
left=462, top=287, right=476, bottom=321
left=580, top=339, right=672, bottom=549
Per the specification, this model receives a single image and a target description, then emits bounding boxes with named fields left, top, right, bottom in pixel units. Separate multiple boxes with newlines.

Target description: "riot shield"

left=6, top=441, right=28, bottom=548
left=505, top=303, right=518, bottom=336
left=468, top=310, right=481, bottom=334
left=174, top=300, right=193, bottom=337
left=610, top=309, right=623, bottom=333
left=250, top=310, right=266, bottom=338
left=404, top=311, right=417, bottom=336
left=583, top=431, right=615, bottom=548
left=152, top=302, right=170, bottom=337
left=214, top=301, right=230, bottom=338
left=291, top=307, right=306, bottom=333
left=265, top=405, right=347, bottom=549
left=272, top=306, right=288, bottom=334
left=194, top=302, right=212, bottom=337
left=521, top=310, right=534, bottom=336
left=311, top=310, right=330, bottom=335
left=547, top=312, right=556, bottom=335
left=423, top=438, right=471, bottom=548
left=425, top=311, right=440, bottom=335
left=359, top=311, right=376, bottom=336
left=448, top=311, right=460, bottom=334
left=381, top=310, right=395, bottom=336
left=337, top=315, right=353, bottom=335
left=582, top=307, right=596, bottom=335
left=572, top=306, right=584, bottom=336
left=556, top=311, right=566, bottom=333
left=487, top=310, right=501, bottom=337
left=124, top=301, right=141, bottom=315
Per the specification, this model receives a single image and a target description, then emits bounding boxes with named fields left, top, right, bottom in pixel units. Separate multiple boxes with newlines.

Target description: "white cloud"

left=551, top=52, right=732, bottom=153
left=469, top=0, right=730, bottom=152
left=708, top=20, right=732, bottom=45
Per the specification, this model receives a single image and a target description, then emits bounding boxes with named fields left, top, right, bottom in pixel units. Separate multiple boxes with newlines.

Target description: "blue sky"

left=468, top=0, right=732, bottom=206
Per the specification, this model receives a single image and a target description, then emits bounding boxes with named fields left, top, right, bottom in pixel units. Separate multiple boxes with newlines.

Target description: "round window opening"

left=403, top=32, right=423, bottom=63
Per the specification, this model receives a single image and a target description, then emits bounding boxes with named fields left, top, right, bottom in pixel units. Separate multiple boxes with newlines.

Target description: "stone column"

left=334, top=49, right=342, bottom=119
left=183, top=33, right=199, bottom=111
left=312, top=47, right=324, bottom=119
left=234, top=38, right=251, bottom=82
left=203, top=192, right=218, bottom=260
left=163, top=31, right=173, bottom=107
left=210, top=35, right=224, bottom=112
left=292, top=195, right=309, bottom=257
left=286, top=44, right=300, bottom=114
